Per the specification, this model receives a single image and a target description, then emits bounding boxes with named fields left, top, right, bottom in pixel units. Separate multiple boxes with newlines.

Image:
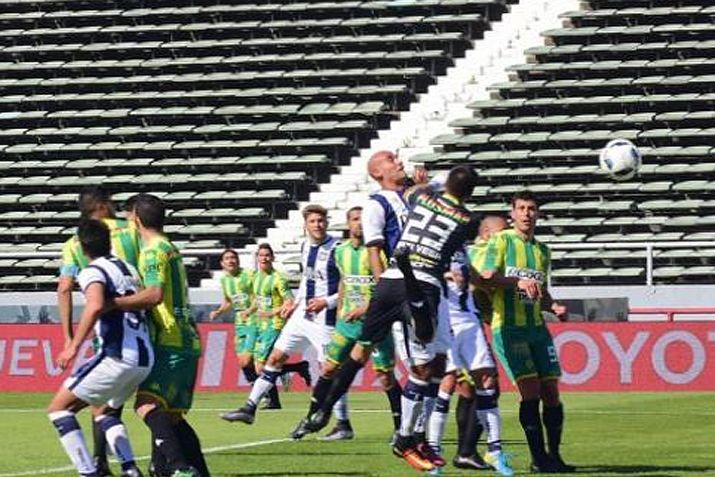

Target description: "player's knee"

left=322, top=362, right=338, bottom=378
left=350, top=344, right=371, bottom=364
left=540, top=379, right=560, bottom=406
left=410, top=364, right=431, bottom=381
left=267, top=350, right=287, bottom=367
left=440, top=373, right=456, bottom=394
left=375, top=370, right=394, bottom=389
left=456, top=380, right=474, bottom=399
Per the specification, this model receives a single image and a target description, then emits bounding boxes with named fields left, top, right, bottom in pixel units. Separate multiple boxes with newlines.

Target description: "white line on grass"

left=0, top=438, right=292, bottom=477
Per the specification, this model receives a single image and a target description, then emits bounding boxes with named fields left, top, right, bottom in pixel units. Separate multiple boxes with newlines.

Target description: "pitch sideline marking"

left=0, top=437, right=292, bottom=477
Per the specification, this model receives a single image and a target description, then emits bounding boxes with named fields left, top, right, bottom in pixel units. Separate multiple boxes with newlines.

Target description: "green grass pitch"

left=0, top=391, right=713, bottom=476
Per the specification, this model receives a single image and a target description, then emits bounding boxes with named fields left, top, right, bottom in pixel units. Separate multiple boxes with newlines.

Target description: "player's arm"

left=368, top=245, right=387, bottom=280
left=475, top=234, right=541, bottom=299
left=209, top=296, right=233, bottom=321
left=56, top=282, right=105, bottom=369
left=114, top=249, right=164, bottom=310
left=362, top=199, right=390, bottom=280
left=276, top=272, right=295, bottom=318
left=57, top=242, right=80, bottom=347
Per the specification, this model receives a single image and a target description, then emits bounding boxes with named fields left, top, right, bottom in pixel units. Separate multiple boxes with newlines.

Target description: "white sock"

left=476, top=389, right=502, bottom=454
left=427, top=390, right=451, bottom=450
left=96, top=414, right=135, bottom=467
left=414, top=380, right=438, bottom=435
left=333, top=394, right=349, bottom=422
left=49, top=411, right=96, bottom=475
left=399, top=377, right=428, bottom=437
left=248, top=367, right=281, bottom=406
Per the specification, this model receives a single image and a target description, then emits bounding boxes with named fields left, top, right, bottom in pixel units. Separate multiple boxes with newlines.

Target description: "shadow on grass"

left=579, top=464, right=714, bottom=475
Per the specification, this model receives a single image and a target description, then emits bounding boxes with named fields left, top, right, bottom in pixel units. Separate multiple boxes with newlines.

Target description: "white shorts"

left=274, top=315, right=334, bottom=363
left=64, top=354, right=151, bottom=409
left=393, top=297, right=452, bottom=367
left=446, top=321, right=496, bottom=374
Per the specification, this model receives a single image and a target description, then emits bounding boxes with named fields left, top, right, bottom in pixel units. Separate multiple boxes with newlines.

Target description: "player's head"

left=220, top=249, right=239, bottom=274
left=124, top=194, right=139, bottom=223
left=445, top=166, right=478, bottom=202
left=77, top=219, right=111, bottom=260
left=478, top=215, right=508, bottom=241
left=78, top=186, right=115, bottom=219
left=302, top=204, right=328, bottom=242
left=510, top=190, right=539, bottom=237
left=132, top=193, right=165, bottom=232
left=346, top=206, right=362, bottom=241
left=256, top=243, right=274, bottom=271
left=367, top=150, right=406, bottom=189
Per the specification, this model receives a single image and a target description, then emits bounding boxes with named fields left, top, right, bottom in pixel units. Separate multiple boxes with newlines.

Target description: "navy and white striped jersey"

left=446, top=247, right=481, bottom=326
left=362, top=189, right=409, bottom=258
left=293, top=235, right=340, bottom=326
left=77, top=256, right=153, bottom=367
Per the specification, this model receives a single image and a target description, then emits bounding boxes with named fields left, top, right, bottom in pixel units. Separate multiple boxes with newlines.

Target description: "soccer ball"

left=599, top=139, right=642, bottom=181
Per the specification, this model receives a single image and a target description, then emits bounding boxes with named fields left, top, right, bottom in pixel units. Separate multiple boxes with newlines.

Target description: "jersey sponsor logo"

left=343, top=275, right=376, bottom=286
left=505, top=266, right=545, bottom=304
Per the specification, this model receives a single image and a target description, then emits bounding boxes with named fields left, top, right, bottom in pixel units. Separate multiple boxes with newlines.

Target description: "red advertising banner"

left=1, top=322, right=714, bottom=392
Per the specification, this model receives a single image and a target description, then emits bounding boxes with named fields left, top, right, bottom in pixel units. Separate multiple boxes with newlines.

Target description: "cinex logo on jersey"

left=343, top=275, right=376, bottom=286
left=506, top=267, right=545, bottom=304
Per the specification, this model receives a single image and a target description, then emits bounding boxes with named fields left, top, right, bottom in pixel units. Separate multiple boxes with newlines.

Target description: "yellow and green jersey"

left=253, top=268, right=292, bottom=331
left=477, top=229, right=551, bottom=329
left=220, top=268, right=255, bottom=326
left=139, top=235, right=201, bottom=355
left=60, top=218, right=141, bottom=278
left=334, top=241, right=385, bottom=320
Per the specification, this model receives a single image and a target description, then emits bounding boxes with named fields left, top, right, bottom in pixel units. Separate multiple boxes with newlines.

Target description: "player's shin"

left=321, top=357, right=364, bottom=414
left=413, top=379, right=438, bottom=441
left=91, top=415, right=109, bottom=471
left=49, top=410, right=96, bottom=476
left=95, top=413, right=138, bottom=471
left=384, top=381, right=402, bottom=431
left=476, top=388, right=502, bottom=454
left=247, top=367, right=282, bottom=408
left=427, top=390, right=451, bottom=451
left=399, top=377, right=428, bottom=437
left=175, top=418, right=210, bottom=477
left=143, top=408, right=190, bottom=471
left=519, top=399, right=549, bottom=464
left=309, top=376, right=334, bottom=416
left=542, top=403, right=564, bottom=459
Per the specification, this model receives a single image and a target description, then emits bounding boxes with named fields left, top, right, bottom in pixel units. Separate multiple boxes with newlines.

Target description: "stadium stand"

left=411, top=0, right=715, bottom=286
left=0, top=0, right=514, bottom=290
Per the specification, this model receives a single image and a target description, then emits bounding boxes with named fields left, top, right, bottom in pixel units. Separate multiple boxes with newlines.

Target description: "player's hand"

left=346, top=307, right=366, bottom=322
left=208, top=310, right=220, bottom=321
left=517, top=279, right=542, bottom=300
left=552, top=302, right=568, bottom=321
left=62, top=337, right=73, bottom=351
left=280, top=301, right=296, bottom=318
left=306, top=298, right=327, bottom=313
left=451, top=269, right=465, bottom=287
left=56, top=344, right=78, bottom=371
left=412, top=166, right=429, bottom=184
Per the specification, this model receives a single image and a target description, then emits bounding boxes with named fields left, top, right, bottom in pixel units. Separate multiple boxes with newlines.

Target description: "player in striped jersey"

left=223, top=205, right=346, bottom=427
left=56, top=186, right=141, bottom=476
left=49, top=220, right=151, bottom=477
left=291, top=206, right=399, bottom=441
left=113, top=194, right=207, bottom=477
left=477, top=191, right=573, bottom=474
left=209, top=250, right=260, bottom=392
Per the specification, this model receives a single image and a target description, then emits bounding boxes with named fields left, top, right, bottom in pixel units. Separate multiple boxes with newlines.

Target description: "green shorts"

left=235, top=323, right=258, bottom=356
left=326, top=319, right=395, bottom=372
left=253, top=326, right=281, bottom=363
left=138, top=346, right=199, bottom=413
left=492, top=325, right=561, bottom=383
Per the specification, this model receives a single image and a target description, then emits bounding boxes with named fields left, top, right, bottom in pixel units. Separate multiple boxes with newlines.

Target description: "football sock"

left=281, top=360, right=308, bottom=374
left=542, top=402, right=564, bottom=458
left=247, top=367, right=281, bottom=408
left=267, top=385, right=281, bottom=407
left=95, top=413, right=136, bottom=470
left=320, top=357, right=364, bottom=414
left=413, top=380, right=438, bottom=436
left=175, top=419, right=210, bottom=477
left=242, top=364, right=258, bottom=383
left=49, top=410, right=96, bottom=475
left=427, top=390, right=451, bottom=450
left=92, top=405, right=120, bottom=463
left=309, top=376, right=333, bottom=416
left=385, top=381, right=403, bottom=431
left=399, top=377, right=428, bottom=437
left=455, top=395, right=472, bottom=456
left=519, top=399, right=548, bottom=463
left=476, top=388, right=502, bottom=453
left=143, top=408, right=189, bottom=471
left=333, top=394, right=349, bottom=422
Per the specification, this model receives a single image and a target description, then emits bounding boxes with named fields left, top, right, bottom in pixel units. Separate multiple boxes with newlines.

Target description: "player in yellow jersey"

left=478, top=191, right=573, bottom=474
left=56, top=186, right=141, bottom=476
left=209, top=249, right=259, bottom=388
left=113, top=194, right=207, bottom=477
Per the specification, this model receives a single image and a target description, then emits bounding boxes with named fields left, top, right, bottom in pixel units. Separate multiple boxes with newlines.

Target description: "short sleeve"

left=362, top=198, right=386, bottom=247
left=77, top=266, right=106, bottom=293
left=59, top=239, right=80, bottom=278
left=480, top=233, right=506, bottom=273
left=275, top=273, right=294, bottom=301
left=140, top=248, right=166, bottom=287
left=403, top=185, right=430, bottom=208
